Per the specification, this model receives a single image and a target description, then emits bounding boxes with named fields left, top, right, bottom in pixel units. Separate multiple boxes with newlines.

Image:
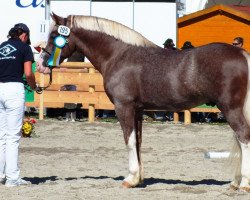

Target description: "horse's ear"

left=50, top=12, right=64, bottom=25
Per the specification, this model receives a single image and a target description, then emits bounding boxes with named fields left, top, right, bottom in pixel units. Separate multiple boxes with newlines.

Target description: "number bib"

left=58, top=25, right=70, bottom=36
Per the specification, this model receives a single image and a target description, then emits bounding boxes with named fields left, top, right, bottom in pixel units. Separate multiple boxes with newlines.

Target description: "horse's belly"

left=141, top=97, right=206, bottom=111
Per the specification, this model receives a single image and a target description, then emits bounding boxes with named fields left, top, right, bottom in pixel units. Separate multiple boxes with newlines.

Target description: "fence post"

left=88, top=67, right=95, bottom=122
left=184, top=110, right=191, bottom=125
left=173, top=112, right=179, bottom=123
left=39, top=74, right=44, bottom=120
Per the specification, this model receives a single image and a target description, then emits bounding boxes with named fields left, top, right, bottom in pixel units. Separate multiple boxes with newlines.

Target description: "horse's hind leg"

left=222, top=107, right=250, bottom=191
left=239, top=140, right=250, bottom=191
left=229, top=136, right=242, bottom=190
left=115, top=104, right=143, bottom=188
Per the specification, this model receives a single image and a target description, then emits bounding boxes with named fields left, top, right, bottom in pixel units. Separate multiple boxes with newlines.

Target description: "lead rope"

left=35, top=70, right=53, bottom=94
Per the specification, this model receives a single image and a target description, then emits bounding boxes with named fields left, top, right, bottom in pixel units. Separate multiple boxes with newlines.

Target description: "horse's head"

left=36, top=13, right=76, bottom=74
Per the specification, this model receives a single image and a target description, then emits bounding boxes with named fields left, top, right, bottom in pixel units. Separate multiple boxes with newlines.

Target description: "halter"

left=38, top=18, right=71, bottom=93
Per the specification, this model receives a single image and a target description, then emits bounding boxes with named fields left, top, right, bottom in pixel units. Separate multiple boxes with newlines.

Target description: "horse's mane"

left=70, top=15, right=157, bottom=48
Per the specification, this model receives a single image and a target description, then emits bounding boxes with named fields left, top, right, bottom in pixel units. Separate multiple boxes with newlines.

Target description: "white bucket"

left=204, top=151, right=230, bottom=159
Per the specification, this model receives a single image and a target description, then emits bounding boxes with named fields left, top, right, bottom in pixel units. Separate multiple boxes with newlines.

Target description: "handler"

left=0, top=23, right=40, bottom=187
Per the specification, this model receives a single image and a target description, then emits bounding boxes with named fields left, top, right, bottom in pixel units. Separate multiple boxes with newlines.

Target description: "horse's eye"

left=50, top=33, right=57, bottom=39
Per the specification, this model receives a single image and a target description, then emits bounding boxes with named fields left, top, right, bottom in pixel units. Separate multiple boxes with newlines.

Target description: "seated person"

left=60, top=85, right=82, bottom=122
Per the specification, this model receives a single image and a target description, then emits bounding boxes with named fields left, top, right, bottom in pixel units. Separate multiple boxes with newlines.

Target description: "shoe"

left=0, top=177, right=6, bottom=184
left=5, top=178, right=30, bottom=187
left=205, top=118, right=211, bottom=123
left=154, top=117, right=163, bottom=121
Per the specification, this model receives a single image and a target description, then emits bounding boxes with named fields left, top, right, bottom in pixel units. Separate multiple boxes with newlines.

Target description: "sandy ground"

left=0, top=119, right=250, bottom=200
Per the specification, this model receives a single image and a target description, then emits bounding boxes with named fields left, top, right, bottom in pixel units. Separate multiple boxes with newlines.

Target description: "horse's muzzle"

left=36, top=56, right=51, bottom=74
left=36, top=53, right=51, bottom=74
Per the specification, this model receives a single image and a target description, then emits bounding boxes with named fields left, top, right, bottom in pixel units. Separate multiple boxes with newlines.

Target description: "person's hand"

left=34, top=84, right=43, bottom=94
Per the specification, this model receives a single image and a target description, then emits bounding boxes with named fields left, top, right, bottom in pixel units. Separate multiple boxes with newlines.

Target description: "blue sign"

left=16, top=0, right=45, bottom=8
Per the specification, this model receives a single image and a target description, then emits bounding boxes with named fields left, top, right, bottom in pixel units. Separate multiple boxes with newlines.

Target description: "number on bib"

left=58, top=25, right=70, bottom=36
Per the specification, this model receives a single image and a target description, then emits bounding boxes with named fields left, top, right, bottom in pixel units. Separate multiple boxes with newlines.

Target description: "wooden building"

left=178, top=4, right=250, bottom=51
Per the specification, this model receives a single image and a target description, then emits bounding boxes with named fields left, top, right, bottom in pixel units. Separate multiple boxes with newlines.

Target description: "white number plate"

left=58, top=25, right=70, bottom=36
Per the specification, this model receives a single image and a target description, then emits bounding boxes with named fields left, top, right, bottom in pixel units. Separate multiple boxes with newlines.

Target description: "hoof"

left=239, top=187, right=250, bottom=192
left=122, top=181, right=133, bottom=188
left=229, top=184, right=239, bottom=191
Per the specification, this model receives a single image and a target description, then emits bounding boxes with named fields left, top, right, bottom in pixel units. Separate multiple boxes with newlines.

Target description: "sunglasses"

left=232, top=43, right=240, bottom=46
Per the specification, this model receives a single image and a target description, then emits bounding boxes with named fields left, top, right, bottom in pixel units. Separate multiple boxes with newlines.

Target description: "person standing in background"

left=0, top=23, right=40, bottom=187
left=60, top=84, right=82, bottom=122
left=232, top=37, right=244, bottom=48
left=181, top=41, right=194, bottom=50
left=163, top=38, right=177, bottom=50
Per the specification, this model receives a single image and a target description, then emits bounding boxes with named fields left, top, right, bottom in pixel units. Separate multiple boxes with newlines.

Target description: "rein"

left=35, top=69, right=53, bottom=94
left=38, top=18, right=71, bottom=93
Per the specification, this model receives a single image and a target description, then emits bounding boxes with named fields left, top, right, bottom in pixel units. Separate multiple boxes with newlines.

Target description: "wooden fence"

left=25, top=62, right=220, bottom=124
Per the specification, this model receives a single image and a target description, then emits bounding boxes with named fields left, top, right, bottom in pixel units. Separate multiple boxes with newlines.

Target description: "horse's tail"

left=228, top=136, right=241, bottom=178
left=242, top=51, right=250, bottom=127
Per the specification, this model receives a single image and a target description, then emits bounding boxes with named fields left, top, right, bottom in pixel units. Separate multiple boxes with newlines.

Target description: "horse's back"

left=137, top=43, right=249, bottom=110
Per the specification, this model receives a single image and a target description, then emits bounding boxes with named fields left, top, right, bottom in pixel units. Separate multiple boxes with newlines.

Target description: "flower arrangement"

left=22, top=118, right=37, bottom=137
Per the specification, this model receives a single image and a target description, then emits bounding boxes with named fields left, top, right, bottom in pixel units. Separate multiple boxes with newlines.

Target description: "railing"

left=25, top=62, right=220, bottom=124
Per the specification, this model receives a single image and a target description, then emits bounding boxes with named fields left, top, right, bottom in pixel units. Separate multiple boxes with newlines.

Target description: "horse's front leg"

left=115, top=104, right=143, bottom=188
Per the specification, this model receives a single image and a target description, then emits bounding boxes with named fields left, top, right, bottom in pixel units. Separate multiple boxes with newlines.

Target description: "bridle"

left=36, top=47, right=55, bottom=94
left=37, top=17, right=72, bottom=93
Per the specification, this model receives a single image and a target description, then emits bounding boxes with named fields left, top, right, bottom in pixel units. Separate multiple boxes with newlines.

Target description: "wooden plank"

left=98, top=92, right=113, bottom=105
left=59, top=62, right=94, bottom=68
left=42, top=91, right=99, bottom=104
left=26, top=102, right=65, bottom=108
left=179, top=25, right=250, bottom=36
left=44, top=84, right=91, bottom=92
left=95, top=85, right=105, bottom=92
left=47, top=72, right=103, bottom=85
left=95, top=104, right=115, bottom=110
left=190, top=108, right=220, bottom=113
left=33, top=83, right=104, bottom=92
left=53, top=68, right=89, bottom=73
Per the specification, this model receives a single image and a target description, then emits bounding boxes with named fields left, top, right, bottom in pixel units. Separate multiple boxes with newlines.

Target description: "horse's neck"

left=74, top=28, right=123, bottom=74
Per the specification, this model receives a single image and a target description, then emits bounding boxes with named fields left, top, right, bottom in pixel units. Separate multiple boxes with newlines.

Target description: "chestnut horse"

left=37, top=13, right=250, bottom=191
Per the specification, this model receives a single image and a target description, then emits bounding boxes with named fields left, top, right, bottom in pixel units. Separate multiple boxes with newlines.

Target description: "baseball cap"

left=14, top=23, right=31, bottom=45
left=14, top=23, right=30, bottom=33
left=163, top=38, right=174, bottom=46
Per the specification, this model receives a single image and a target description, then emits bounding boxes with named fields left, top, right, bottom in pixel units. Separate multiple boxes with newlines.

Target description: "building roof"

left=205, top=0, right=250, bottom=8
left=229, top=5, right=250, bottom=15
left=178, top=4, right=250, bottom=25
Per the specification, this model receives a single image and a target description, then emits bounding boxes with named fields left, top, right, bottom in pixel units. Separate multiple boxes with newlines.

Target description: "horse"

left=37, top=13, right=250, bottom=191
